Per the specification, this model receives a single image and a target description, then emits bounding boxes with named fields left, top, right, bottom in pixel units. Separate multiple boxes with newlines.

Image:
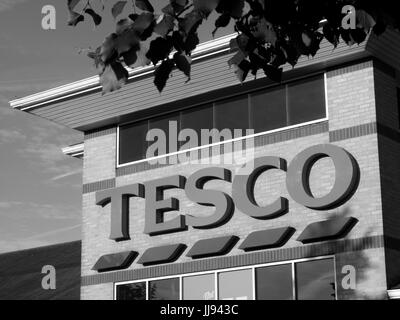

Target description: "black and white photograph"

left=1, top=0, right=400, bottom=308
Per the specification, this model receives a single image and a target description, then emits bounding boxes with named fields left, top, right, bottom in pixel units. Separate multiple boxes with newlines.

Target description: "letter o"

left=286, top=144, right=360, bottom=210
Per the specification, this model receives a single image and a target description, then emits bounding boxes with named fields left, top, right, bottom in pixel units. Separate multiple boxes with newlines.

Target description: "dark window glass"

left=296, top=259, right=336, bottom=300
left=251, top=87, right=287, bottom=133
left=287, top=75, right=326, bottom=125
left=119, top=120, right=149, bottom=165
left=183, top=274, right=215, bottom=300
left=215, top=95, right=250, bottom=135
left=181, top=104, right=214, bottom=147
left=149, top=278, right=180, bottom=300
left=149, top=112, right=180, bottom=157
left=116, top=282, right=146, bottom=300
left=218, top=269, right=253, bottom=300
left=397, top=88, right=400, bottom=129
left=256, top=264, right=293, bottom=300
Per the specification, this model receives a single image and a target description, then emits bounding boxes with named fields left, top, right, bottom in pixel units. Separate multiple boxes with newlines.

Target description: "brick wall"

left=80, top=60, right=389, bottom=300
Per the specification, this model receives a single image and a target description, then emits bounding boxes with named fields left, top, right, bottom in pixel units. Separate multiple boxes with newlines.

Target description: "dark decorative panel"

left=239, top=227, right=295, bottom=252
left=92, top=251, right=137, bottom=273
left=297, top=217, right=358, bottom=244
left=138, top=244, right=186, bottom=266
left=187, top=236, right=239, bottom=259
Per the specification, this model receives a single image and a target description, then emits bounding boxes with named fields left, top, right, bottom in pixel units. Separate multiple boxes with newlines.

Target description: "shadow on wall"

left=301, top=207, right=386, bottom=300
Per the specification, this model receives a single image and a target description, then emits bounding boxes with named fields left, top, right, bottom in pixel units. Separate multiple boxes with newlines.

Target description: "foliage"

left=67, top=0, right=400, bottom=94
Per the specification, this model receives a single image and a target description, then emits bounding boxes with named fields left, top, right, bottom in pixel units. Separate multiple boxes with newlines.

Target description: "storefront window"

left=148, top=112, right=180, bottom=157
left=295, top=259, right=336, bottom=300
left=181, top=104, right=215, bottom=146
left=149, top=278, right=180, bottom=300
left=256, top=264, right=293, bottom=300
left=115, top=258, right=336, bottom=301
left=183, top=274, right=215, bottom=300
left=214, top=95, right=250, bottom=134
left=287, top=75, right=326, bottom=126
left=119, top=119, right=149, bottom=164
left=116, top=282, right=146, bottom=300
left=251, top=86, right=287, bottom=134
left=218, top=269, right=253, bottom=300
left=118, top=75, right=326, bottom=166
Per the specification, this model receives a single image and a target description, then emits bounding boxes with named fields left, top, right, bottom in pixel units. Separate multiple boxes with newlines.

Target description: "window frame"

left=113, top=255, right=337, bottom=301
left=116, top=73, right=329, bottom=168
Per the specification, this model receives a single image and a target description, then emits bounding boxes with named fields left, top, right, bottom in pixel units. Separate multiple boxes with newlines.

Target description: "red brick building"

left=10, top=30, right=400, bottom=300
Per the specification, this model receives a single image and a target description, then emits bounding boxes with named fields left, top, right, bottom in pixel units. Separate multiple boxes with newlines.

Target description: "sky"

left=0, top=0, right=232, bottom=253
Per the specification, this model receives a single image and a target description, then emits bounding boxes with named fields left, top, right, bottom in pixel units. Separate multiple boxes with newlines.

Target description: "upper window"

left=118, top=74, right=326, bottom=166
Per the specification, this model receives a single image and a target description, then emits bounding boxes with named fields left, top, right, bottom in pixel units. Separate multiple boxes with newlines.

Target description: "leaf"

left=263, top=64, right=283, bottom=82
left=350, top=28, right=367, bottom=45
left=115, top=30, right=140, bottom=55
left=112, top=1, right=127, bottom=19
left=216, top=0, right=244, bottom=19
left=193, top=0, right=220, bottom=18
left=146, top=37, right=174, bottom=65
left=136, top=0, right=154, bottom=12
left=100, top=63, right=129, bottom=95
left=154, top=59, right=175, bottom=92
left=171, top=0, right=189, bottom=11
left=129, top=13, right=139, bottom=21
left=116, top=19, right=132, bottom=34
left=67, top=0, right=81, bottom=11
left=87, top=47, right=105, bottom=73
left=68, top=10, right=84, bottom=26
left=235, top=34, right=249, bottom=53
left=114, top=13, right=153, bottom=54
left=135, top=45, right=151, bottom=67
left=100, top=33, right=118, bottom=62
left=184, top=31, right=199, bottom=55
left=179, top=10, right=203, bottom=35
left=132, top=13, right=155, bottom=36
left=228, top=51, right=246, bottom=68
left=122, top=47, right=138, bottom=66
left=212, top=13, right=231, bottom=37
left=174, top=52, right=191, bottom=81
left=233, top=59, right=250, bottom=83
left=340, top=28, right=355, bottom=46
left=323, top=23, right=340, bottom=48
left=356, top=9, right=376, bottom=33
left=302, top=32, right=312, bottom=47
left=172, top=31, right=185, bottom=52
left=250, top=18, right=277, bottom=45
left=162, top=4, right=175, bottom=16
left=85, top=8, right=102, bottom=26
left=154, top=14, right=175, bottom=37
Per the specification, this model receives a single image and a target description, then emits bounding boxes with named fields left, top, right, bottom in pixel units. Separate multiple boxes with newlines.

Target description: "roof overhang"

left=62, top=143, right=84, bottom=159
left=9, top=29, right=400, bottom=132
left=388, top=289, right=400, bottom=299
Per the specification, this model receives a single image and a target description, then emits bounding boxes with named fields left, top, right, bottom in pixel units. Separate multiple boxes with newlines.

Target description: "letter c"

left=286, top=144, right=360, bottom=210
left=232, top=156, right=288, bottom=219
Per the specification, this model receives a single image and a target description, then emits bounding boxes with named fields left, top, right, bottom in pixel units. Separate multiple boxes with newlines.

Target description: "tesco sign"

left=96, top=144, right=360, bottom=241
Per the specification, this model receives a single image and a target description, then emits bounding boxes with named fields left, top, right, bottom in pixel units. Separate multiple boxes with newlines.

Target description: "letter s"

left=185, top=167, right=234, bottom=229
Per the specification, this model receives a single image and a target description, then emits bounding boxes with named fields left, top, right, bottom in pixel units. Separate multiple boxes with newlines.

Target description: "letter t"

left=96, top=184, right=144, bottom=241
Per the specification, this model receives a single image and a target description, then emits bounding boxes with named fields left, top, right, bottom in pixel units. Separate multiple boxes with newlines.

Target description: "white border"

left=113, top=255, right=337, bottom=301
left=116, top=73, right=329, bottom=169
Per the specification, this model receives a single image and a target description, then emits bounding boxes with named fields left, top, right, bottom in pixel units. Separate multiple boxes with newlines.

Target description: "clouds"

left=0, top=0, right=28, bottom=13
left=0, top=200, right=82, bottom=253
left=0, top=200, right=80, bottom=221
left=0, top=224, right=81, bottom=253
left=0, top=128, right=26, bottom=144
